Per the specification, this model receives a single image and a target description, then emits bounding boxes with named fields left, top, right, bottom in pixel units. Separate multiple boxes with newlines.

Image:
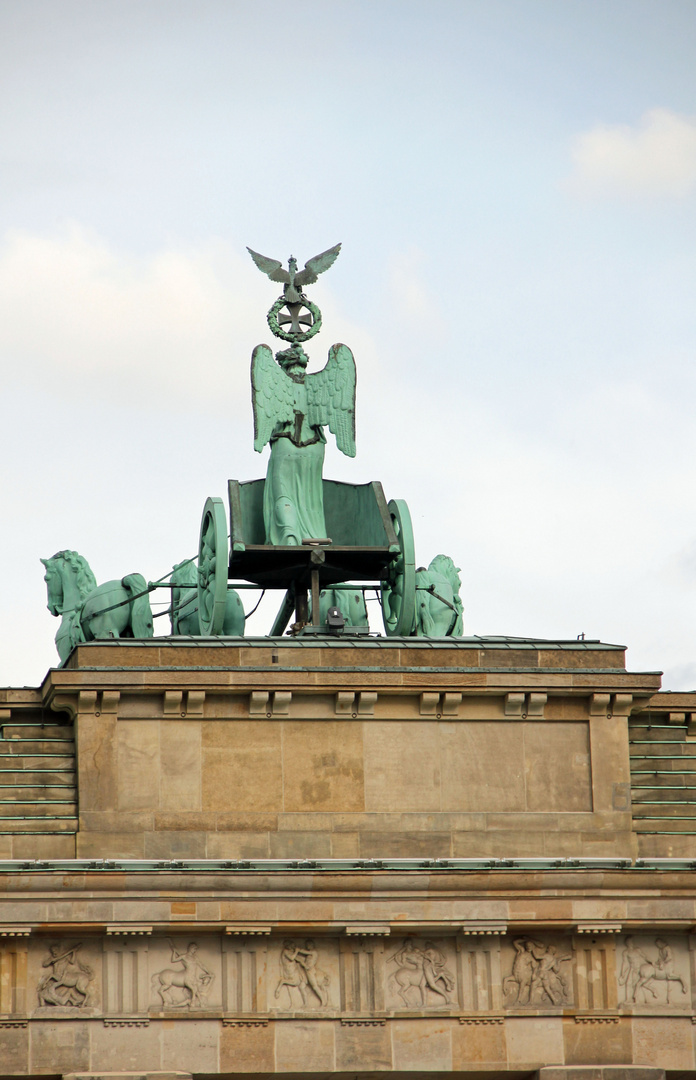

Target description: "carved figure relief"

left=37, top=942, right=93, bottom=1007
left=274, top=939, right=329, bottom=1009
left=503, top=938, right=571, bottom=1006
left=151, top=939, right=214, bottom=1009
left=619, top=936, right=688, bottom=1005
left=387, top=937, right=455, bottom=1007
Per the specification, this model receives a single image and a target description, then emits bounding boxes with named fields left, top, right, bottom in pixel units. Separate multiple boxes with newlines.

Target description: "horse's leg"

left=396, top=973, right=411, bottom=1007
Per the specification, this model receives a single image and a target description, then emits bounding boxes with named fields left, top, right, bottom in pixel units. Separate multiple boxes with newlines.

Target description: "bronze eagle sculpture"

left=246, top=243, right=341, bottom=304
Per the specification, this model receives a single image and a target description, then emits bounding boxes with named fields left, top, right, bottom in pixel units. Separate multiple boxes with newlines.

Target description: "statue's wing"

left=246, top=247, right=290, bottom=284
left=295, top=243, right=342, bottom=287
left=251, top=345, right=296, bottom=452
left=305, top=343, right=356, bottom=457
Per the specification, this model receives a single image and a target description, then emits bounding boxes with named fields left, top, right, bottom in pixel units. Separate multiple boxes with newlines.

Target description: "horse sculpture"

left=42, top=550, right=153, bottom=664
left=414, top=554, right=463, bottom=637
left=170, top=559, right=245, bottom=636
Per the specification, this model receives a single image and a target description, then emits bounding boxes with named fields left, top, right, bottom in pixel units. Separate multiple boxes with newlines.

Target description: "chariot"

left=197, top=478, right=417, bottom=637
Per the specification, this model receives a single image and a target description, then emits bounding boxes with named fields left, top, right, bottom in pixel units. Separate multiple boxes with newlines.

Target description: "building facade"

left=1, top=635, right=695, bottom=1078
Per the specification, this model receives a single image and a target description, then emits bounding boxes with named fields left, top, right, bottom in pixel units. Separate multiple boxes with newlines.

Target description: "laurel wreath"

left=267, top=297, right=322, bottom=343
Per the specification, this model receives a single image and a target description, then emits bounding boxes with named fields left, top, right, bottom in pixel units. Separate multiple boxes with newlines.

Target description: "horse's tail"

left=121, top=574, right=154, bottom=639
left=151, top=973, right=161, bottom=992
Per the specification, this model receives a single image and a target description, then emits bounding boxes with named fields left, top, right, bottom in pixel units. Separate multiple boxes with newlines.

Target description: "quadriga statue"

left=414, top=555, right=463, bottom=637
left=42, top=550, right=153, bottom=664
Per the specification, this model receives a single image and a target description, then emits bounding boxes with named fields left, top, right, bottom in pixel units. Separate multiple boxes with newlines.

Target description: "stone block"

left=77, top=712, right=118, bottom=811
left=335, top=1021, right=392, bottom=1071
left=77, top=832, right=146, bottom=858
left=268, top=831, right=332, bottom=858
left=161, top=1019, right=220, bottom=1074
left=206, top=832, right=272, bottom=858
left=282, top=721, right=365, bottom=812
left=563, top=1017, right=632, bottom=1065
left=90, top=1020, right=162, bottom=1072
left=29, top=1020, right=91, bottom=1074
left=363, top=721, right=441, bottom=811
left=391, top=1017, right=452, bottom=1072
left=117, top=721, right=160, bottom=811
left=452, top=1019, right=507, bottom=1066
left=524, top=722, right=591, bottom=811
left=0, top=1023, right=29, bottom=1073
left=143, top=831, right=208, bottom=859
left=201, top=722, right=282, bottom=812
left=440, top=722, right=526, bottom=812
left=505, top=1016, right=564, bottom=1066
left=160, top=722, right=201, bottom=811
left=359, top=828, right=452, bottom=857
left=220, top=1021, right=275, bottom=1073
left=10, top=833, right=76, bottom=859
left=631, top=1016, right=694, bottom=1069
left=274, top=1019, right=335, bottom=1072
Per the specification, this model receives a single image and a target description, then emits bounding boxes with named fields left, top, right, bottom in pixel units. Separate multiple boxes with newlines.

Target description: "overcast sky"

left=1, top=0, right=695, bottom=688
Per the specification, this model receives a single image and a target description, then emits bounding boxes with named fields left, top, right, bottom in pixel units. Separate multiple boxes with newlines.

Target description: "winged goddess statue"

left=251, top=341, right=356, bottom=545
left=247, top=244, right=341, bottom=305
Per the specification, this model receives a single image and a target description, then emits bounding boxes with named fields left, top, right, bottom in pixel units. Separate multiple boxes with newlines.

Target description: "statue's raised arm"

left=306, top=343, right=356, bottom=458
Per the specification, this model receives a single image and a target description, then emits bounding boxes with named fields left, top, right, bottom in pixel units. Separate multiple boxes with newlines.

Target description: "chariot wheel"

left=197, top=496, right=229, bottom=635
left=380, top=498, right=416, bottom=636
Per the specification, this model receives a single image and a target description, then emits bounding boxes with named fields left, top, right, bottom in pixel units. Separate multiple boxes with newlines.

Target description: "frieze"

left=4, top=928, right=696, bottom=1025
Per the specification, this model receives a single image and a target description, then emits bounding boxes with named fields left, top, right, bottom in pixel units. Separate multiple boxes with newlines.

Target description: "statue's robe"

left=263, top=401, right=327, bottom=545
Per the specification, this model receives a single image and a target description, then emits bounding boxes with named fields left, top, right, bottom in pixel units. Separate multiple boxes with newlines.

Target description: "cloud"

left=0, top=224, right=378, bottom=412
left=566, top=108, right=696, bottom=199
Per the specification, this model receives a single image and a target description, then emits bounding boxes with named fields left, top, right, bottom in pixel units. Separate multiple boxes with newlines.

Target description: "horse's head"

left=41, top=555, right=63, bottom=615
left=171, top=559, right=197, bottom=589
left=41, top=550, right=97, bottom=615
left=429, top=554, right=462, bottom=593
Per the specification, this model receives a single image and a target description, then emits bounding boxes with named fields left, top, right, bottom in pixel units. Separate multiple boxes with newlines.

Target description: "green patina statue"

left=42, top=550, right=153, bottom=664
left=170, top=559, right=245, bottom=636
left=251, top=342, right=356, bottom=545
left=248, top=244, right=356, bottom=546
left=414, top=555, right=464, bottom=637
left=40, top=243, right=465, bottom=652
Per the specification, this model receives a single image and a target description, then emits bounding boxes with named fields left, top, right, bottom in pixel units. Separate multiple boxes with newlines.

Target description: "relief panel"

left=30, top=939, right=101, bottom=1015
left=268, top=937, right=339, bottom=1011
left=501, top=935, right=574, bottom=1008
left=386, top=936, right=457, bottom=1010
left=617, top=934, right=690, bottom=1008
left=148, top=936, right=221, bottom=1011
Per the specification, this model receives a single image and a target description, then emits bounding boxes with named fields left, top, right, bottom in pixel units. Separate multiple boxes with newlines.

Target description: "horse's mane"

left=51, top=550, right=97, bottom=599
left=171, top=559, right=197, bottom=587
left=429, top=554, right=461, bottom=591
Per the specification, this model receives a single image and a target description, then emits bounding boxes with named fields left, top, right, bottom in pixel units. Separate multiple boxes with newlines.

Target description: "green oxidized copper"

left=42, top=550, right=153, bottom=663
left=171, top=557, right=244, bottom=636
left=414, top=555, right=464, bottom=637
left=247, top=244, right=341, bottom=344
left=248, top=243, right=355, bottom=546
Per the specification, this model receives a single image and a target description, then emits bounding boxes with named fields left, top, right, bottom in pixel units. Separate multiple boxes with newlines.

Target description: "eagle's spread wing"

left=246, top=247, right=290, bottom=285
left=295, top=243, right=342, bottom=287
left=305, top=343, right=356, bottom=457
left=250, top=345, right=297, bottom=452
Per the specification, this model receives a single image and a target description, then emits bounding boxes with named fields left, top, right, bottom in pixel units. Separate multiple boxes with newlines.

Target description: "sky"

left=1, top=0, right=695, bottom=688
